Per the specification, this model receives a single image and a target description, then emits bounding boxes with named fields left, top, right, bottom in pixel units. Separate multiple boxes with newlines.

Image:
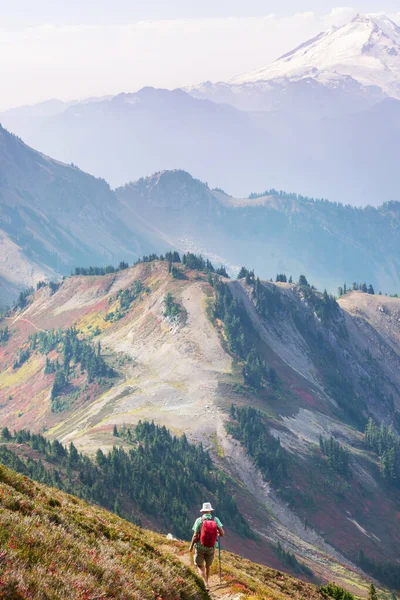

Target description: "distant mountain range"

left=2, top=14, right=400, bottom=206
left=0, top=125, right=155, bottom=306
left=1, top=126, right=399, bottom=307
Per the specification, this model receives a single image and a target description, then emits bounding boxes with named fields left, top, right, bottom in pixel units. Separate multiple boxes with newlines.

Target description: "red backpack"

left=200, top=516, right=218, bottom=548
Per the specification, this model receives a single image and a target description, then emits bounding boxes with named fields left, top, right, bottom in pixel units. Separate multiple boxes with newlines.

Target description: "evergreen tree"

left=298, top=275, right=309, bottom=287
left=368, top=583, right=378, bottom=600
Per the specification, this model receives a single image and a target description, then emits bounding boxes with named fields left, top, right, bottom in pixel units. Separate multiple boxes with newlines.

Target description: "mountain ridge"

left=1, top=258, right=399, bottom=592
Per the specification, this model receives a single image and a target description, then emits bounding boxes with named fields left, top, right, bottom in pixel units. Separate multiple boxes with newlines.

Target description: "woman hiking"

left=189, top=502, right=224, bottom=589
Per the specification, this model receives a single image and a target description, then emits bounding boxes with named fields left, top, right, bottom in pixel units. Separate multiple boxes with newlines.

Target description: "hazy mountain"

left=1, top=149, right=399, bottom=307
left=187, top=75, right=385, bottom=118
left=2, top=16, right=400, bottom=204
left=0, top=125, right=153, bottom=306
left=190, top=14, right=400, bottom=113
left=0, top=87, right=280, bottom=191
left=116, top=170, right=400, bottom=295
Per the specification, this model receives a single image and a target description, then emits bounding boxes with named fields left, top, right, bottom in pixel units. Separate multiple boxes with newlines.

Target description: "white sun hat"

left=200, top=502, right=214, bottom=512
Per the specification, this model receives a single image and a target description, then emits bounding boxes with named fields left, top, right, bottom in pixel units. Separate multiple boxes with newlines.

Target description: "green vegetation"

left=275, top=542, right=313, bottom=578
left=213, top=279, right=249, bottom=358
left=164, top=292, right=185, bottom=320
left=73, top=261, right=129, bottom=276
left=0, top=422, right=252, bottom=541
left=248, top=188, right=328, bottom=203
left=358, top=550, right=400, bottom=593
left=105, top=279, right=146, bottom=321
left=14, top=288, right=32, bottom=310
left=12, top=348, right=31, bottom=369
left=364, top=418, right=400, bottom=487
left=338, top=282, right=375, bottom=297
left=319, top=436, right=350, bottom=477
left=213, top=280, right=277, bottom=390
left=319, top=582, right=355, bottom=600
left=242, top=347, right=271, bottom=390
left=0, top=324, right=10, bottom=344
left=227, top=406, right=287, bottom=484
left=253, top=277, right=282, bottom=318
left=276, top=273, right=288, bottom=283
left=297, top=278, right=338, bottom=323
left=28, top=327, right=115, bottom=411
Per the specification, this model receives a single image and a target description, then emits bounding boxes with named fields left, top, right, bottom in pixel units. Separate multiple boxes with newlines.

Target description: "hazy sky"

left=1, top=2, right=399, bottom=110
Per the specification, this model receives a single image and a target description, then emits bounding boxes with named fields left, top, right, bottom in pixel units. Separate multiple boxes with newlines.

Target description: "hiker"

left=189, top=502, right=224, bottom=588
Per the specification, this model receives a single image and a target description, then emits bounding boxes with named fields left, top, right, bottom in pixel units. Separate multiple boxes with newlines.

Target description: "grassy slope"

left=0, top=463, right=328, bottom=600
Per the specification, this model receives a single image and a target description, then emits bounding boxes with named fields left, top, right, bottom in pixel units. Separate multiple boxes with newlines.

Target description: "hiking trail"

left=161, top=545, right=239, bottom=599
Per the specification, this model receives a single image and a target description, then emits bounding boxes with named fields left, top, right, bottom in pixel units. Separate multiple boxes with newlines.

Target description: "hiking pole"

left=218, top=536, right=222, bottom=585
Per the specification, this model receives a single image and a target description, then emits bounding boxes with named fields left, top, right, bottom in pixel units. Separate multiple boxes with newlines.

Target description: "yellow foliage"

left=0, top=357, right=43, bottom=390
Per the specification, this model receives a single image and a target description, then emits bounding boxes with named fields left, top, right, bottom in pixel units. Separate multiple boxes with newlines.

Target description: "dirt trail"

left=178, top=550, right=238, bottom=600
left=6, top=315, right=45, bottom=332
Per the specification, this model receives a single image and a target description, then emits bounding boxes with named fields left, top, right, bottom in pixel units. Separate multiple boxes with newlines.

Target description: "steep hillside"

left=0, top=125, right=155, bottom=306
left=1, top=258, right=399, bottom=594
left=0, top=463, right=337, bottom=600
left=116, top=171, right=400, bottom=295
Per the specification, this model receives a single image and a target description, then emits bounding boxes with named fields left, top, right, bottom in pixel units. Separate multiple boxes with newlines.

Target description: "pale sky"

left=1, top=2, right=399, bottom=110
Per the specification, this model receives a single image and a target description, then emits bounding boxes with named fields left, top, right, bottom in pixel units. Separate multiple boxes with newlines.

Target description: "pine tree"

left=1, top=427, right=12, bottom=441
left=368, top=583, right=378, bottom=600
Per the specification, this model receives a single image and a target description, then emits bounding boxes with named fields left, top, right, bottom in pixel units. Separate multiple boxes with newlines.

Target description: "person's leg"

left=204, top=549, right=215, bottom=586
left=194, top=548, right=207, bottom=585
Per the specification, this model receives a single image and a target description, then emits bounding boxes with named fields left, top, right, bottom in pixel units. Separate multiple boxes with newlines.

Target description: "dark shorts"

left=194, top=546, right=215, bottom=568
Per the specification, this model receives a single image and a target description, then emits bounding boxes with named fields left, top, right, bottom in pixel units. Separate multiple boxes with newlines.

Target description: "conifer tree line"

left=227, top=406, right=287, bottom=483
left=212, top=279, right=277, bottom=390
left=364, top=418, right=400, bottom=487
left=73, top=262, right=129, bottom=276
left=319, top=436, right=350, bottom=477
left=275, top=274, right=293, bottom=283
left=337, top=282, right=375, bottom=297
left=275, top=542, right=313, bottom=577
left=0, top=422, right=252, bottom=541
left=358, top=548, right=400, bottom=592
left=22, top=328, right=115, bottom=411
left=72, top=252, right=230, bottom=279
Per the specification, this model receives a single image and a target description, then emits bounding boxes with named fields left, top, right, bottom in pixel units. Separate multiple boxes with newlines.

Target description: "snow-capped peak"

left=230, top=13, right=400, bottom=98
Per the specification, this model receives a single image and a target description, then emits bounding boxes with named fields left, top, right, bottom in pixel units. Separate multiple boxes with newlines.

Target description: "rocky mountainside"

left=116, top=170, right=400, bottom=295
left=1, top=257, right=399, bottom=594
